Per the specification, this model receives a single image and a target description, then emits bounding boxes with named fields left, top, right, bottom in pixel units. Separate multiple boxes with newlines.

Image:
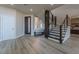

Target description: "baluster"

left=60, top=25, right=62, bottom=44
left=52, top=15, right=54, bottom=29
left=54, top=16, right=57, bottom=27
left=66, top=14, right=68, bottom=27
left=45, top=10, right=49, bottom=38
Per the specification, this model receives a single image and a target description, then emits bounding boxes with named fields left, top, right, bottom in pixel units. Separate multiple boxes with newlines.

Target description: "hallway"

left=0, top=34, right=79, bottom=54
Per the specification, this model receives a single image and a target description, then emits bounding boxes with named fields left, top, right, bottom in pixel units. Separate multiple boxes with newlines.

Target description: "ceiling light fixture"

left=30, top=9, right=33, bottom=12
left=10, top=4, right=14, bottom=5
left=50, top=4, right=53, bottom=6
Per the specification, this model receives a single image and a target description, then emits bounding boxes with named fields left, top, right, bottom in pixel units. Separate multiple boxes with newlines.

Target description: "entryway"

left=25, top=16, right=31, bottom=35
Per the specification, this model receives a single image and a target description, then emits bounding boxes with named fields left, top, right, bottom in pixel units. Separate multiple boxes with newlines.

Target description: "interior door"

left=25, top=17, right=28, bottom=34
left=28, top=17, right=31, bottom=34
left=2, top=15, right=16, bottom=40
left=0, top=16, right=1, bottom=40
left=25, top=16, right=31, bottom=34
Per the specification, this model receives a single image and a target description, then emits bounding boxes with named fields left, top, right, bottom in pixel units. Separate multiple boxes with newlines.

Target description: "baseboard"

left=0, top=39, right=3, bottom=41
left=0, top=34, right=24, bottom=42
left=16, top=34, right=24, bottom=38
left=0, top=37, right=16, bottom=42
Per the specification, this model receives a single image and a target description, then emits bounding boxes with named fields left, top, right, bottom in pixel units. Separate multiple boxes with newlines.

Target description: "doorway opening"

left=71, top=17, right=79, bottom=34
left=25, top=16, right=31, bottom=35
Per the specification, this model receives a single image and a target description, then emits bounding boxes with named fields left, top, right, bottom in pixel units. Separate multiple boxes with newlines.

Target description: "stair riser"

left=50, top=32, right=65, bottom=34
left=51, top=29, right=66, bottom=31
left=48, top=35, right=64, bottom=40
left=48, top=35, right=64, bottom=39
left=49, top=33, right=65, bottom=37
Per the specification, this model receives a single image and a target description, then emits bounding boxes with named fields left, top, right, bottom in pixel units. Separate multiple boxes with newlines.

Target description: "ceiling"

left=57, top=4, right=79, bottom=10
left=0, top=4, right=63, bottom=15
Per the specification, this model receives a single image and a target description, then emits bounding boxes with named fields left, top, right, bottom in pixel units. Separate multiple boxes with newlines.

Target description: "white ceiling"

left=58, top=4, right=79, bottom=9
left=0, top=4, right=63, bottom=15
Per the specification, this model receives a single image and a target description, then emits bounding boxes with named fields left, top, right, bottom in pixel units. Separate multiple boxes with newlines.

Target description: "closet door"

left=0, top=15, right=3, bottom=41
left=2, top=14, right=16, bottom=40
left=0, top=16, right=1, bottom=40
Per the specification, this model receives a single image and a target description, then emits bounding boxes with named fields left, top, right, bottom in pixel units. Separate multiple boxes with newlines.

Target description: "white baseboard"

left=0, top=39, right=3, bottom=41
left=0, top=34, right=24, bottom=42
left=0, top=37, right=16, bottom=42
left=16, top=34, right=24, bottom=38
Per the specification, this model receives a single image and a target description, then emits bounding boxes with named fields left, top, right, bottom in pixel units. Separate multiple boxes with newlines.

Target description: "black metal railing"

left=48, top=12, right=69, bottom=44
left=49, top=14, right=57, bottom=31
left=59, top=15, right=69, bottom=43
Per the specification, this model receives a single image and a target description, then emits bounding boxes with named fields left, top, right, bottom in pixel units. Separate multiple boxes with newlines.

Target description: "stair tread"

left=49, top=33, right=65, bottom=37
left=51, top=29, right=66, bottom=30
left=51, top=28, right=66, bottom=31
left=49, top=31, right=65, bottom=34
left=52, top=27, right=66, bottom=28
left=48, top=35, right=64, bottom=40
left=50, top=31, right=66, bottom=33
left=48, top=35, right=64, bottom=39
left=52, top=26, right=67, bottom=28
left=48, top=36, right=59, bottom=40
left=48, top=26, right=67, bottom=41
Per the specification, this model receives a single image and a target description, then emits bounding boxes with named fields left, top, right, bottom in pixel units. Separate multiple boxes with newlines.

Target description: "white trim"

left=0, top=39, right=3, bottom=41
left=16, top=34, right=24, bottom=38
left=24, top=14, right=34, bottom=36
left=0, top=37, right=16, bottom=42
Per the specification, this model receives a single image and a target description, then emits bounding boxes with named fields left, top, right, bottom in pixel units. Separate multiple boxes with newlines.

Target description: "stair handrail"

left=61, top=14, right=69, bottom=28
left=59, top=14, right=69, bottom=43
left=49, top=13, right=69, bottom=44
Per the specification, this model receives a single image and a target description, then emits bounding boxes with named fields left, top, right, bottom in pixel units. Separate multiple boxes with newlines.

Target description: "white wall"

left=31, top=15, right=34, bottom=36
left=0, top=6, right=16, bottom=40
left=34, top=10, right=45, bottom=32
left=51, top=4, right=79, bottom=25
left=0, top=6, right=45, bottom=40
left=16, top=11, right=25, bottom=38
left=34, top=16, right=44, bottom=32
left=0, top=6, right=26, bottom=41
left=0, top=14, right=1, bottom=39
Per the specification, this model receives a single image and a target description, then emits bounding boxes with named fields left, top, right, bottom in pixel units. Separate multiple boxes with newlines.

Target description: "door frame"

left=24, top=16, right=31, bottom=34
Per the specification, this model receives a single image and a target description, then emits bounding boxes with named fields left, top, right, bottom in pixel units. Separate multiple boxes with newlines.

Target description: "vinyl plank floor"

left=0, top=34, right=79, bottom=54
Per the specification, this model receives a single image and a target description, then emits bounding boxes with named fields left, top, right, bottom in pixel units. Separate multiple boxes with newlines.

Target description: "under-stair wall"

left=63, top=26, right=70, bottom=43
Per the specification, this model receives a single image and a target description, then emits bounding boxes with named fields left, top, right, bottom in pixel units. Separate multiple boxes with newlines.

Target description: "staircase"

left=48, top=25, right=67, bottom=43
left=44, top=10, right=70, bottom=44
left=48, top=15, right=70, bottom=44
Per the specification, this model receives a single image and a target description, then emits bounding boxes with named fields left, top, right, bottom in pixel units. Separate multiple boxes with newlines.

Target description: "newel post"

left=54, top=16, right=57, bottom=27
left=45, top=10, right=50, bottom=38
left=66, top=14, right=68, bottom=26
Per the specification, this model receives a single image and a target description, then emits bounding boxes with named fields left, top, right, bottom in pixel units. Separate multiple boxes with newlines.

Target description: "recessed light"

left=30, top=9, right=33, bottom=12
left=50, top=4, right=53, bottom=6
left=10, top=4, right=14, bottom=5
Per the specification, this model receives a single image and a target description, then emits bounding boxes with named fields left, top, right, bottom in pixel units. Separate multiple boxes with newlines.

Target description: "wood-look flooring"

left=0, top=34, right=79, bottom=54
